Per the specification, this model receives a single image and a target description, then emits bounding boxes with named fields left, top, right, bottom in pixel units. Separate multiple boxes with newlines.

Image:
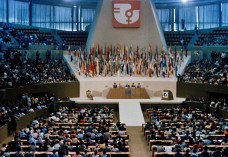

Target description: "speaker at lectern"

left=161, top=90, right=174, bottom=100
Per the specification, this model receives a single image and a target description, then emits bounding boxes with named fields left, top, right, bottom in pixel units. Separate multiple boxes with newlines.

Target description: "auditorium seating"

left=0, top=29, right=12, bottom=45
left=141, top=107, right=228, bottom=157
left=1, top=20, right=228, bottom=157
left=164, top=32, right=194, bottom=46
left=57, top=31, right=88, bottom=46
left=9, top=27, right=58, bottom=47
left=0, top=51, right=77, bottom=89
left=194, top=28, right=228, bottom=46
left=0, top=92, right=58, bottom=128
left=5, top=106, right=130, bottom=157
left=178, top=55, right=228, bottom=85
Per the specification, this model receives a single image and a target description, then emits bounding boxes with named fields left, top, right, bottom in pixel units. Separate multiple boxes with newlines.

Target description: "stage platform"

left=70, top=97, right=185, bottom=126
left=70, top=97, right=185, bottom=104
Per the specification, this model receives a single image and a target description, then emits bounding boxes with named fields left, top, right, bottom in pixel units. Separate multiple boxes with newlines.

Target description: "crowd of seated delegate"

left=178, top=52, right=228, bottom=85
left=1, top=106, right=129, bottom=157
left=0, top=48, right=77, bottom=89
left=195, top=32, right=228, bottom=46
left=0, top=92, right=59, bottom=128
left=186, top=96, right=228, bottom=112
left=0, top=23, right=15, bottom=46
left=143, top=106, right=228, bottom=156
left=208, top=97, right=228, bottom=112
left=8, top=27, right=59, bottom=49
left=0, top=28, right=12, bottom=45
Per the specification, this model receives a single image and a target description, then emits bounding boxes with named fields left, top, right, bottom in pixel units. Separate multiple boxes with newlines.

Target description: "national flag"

left=95, top=45, right=98, bottom=58
left=174, top=46, right=177, bottom=65
left=98, top=44, right=100, bottom=54
left=104, top=45, right=107, bottom=56
left=155, top=46, right=158, bottom=61
left=110, top=44, right=112, bottom=56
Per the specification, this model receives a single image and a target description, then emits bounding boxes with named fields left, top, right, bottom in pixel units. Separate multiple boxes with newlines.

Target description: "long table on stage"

left=106, top=87, right=150, bottom=99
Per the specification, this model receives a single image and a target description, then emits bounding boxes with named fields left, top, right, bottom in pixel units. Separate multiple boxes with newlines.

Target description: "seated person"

left=156, top=145, right=165, bottom=152
left=113, top=83, right=117, bottom=88
left=137, top=83, right=141, bottom=88
left=131, top=83, right=136, bottom=88
left=144, top=122, right=152, bottom=130
left=175, top=149, right=182, bottom=157
left=125, top=83, right=130, bottom=88
left=212, top=147, right=222, bottom=157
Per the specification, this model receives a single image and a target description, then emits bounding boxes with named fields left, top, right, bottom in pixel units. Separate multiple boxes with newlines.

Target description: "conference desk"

left=106, top=87, right=150, bottom=99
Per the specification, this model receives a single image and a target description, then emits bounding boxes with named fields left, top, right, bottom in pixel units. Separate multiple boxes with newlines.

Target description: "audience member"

left=0, top=49, right=77, bottom=89
left=179, top=54, right=227, bottom=85
left=9, top=26, right=58, bottom=48
left=0, top=92, right=58, bottom=128
left=146, top=106, right=228, bottom=157
left=2, top=105, right=128, bottom=156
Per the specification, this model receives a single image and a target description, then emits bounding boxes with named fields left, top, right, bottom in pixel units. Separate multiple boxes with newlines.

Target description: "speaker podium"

left=161, top=90, right=174, bottom=100
left=107, top=87, right=150, bottom=99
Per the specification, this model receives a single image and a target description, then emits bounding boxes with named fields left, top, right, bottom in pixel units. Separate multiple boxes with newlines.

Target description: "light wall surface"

left=86, top=0, right=167, bottom=51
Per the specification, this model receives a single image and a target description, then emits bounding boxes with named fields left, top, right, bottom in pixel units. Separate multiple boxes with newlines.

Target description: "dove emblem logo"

left=113, top=0, right=140, bottom=28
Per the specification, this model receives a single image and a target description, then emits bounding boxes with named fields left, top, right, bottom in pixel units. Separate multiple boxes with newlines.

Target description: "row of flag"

left=68, top=44, right=184, bottom=77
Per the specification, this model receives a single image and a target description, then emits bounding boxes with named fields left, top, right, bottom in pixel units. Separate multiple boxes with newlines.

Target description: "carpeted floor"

left=0, top=135, right=13, bottom=147
left=127, top=126, right=151, bottom=157
left=119, top=100, right=145, bottom=126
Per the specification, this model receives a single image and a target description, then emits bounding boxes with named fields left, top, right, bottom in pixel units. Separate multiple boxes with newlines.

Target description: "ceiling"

left=18, top=0, right=228, bottom=8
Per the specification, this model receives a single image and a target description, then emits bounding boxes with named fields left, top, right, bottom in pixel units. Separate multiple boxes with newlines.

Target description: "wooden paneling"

left=177, top=82, right=228, bottom=99
left=107, top=88, right=150, bottom=99
left=0, top=82, right=79, bottom=103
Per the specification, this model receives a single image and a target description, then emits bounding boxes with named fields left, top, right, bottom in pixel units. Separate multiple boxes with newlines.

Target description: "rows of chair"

left=164, top=32, right=194, bottom=46
left=0, top=49, right=77, bottom=89
left=194, top=28, right=228, bottom=46
left=142, top=107, right=228, bottom=157
left=3, top=22, right=228, bottom=49
left=8, top=27, right=58, bottom=48
left=57, top=31, right=88, bottom=46
left=178, top=55, right=228, bottom=85
left=6, top=105, right=130, bottom=157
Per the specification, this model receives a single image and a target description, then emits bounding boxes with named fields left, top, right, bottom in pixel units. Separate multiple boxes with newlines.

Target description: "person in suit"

left=174, top=149, right=182, bottom=157
left=200, top=146, right=210, bottom=157
left=125, top=83, right=130, bottom=88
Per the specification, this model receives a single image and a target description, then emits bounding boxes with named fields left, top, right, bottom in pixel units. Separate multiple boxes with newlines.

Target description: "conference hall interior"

left=0, top=0, right=227, bottom=156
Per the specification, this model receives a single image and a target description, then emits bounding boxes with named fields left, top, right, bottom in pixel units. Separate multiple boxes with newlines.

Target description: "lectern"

left=161, top=90, right=174, bottom=100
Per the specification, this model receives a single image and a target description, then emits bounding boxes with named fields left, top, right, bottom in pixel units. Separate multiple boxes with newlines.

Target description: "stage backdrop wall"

left=79, top=78, right=176, bottom=98
left=86, top=0, right=167, bottom=51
